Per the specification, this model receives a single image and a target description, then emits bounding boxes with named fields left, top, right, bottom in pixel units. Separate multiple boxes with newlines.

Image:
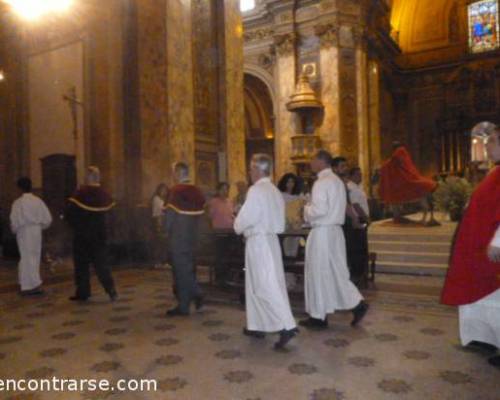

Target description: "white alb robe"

left=234, top=177, right=297, bottom=332
left=304, top=168, right=363, bottom=320
left=10, top=193, right=52, bottom=291
left=459, top=226, right=500, bottom=347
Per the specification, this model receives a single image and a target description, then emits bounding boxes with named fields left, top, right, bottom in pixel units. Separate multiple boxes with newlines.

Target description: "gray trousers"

left=171, top=250, right=201, bottom=313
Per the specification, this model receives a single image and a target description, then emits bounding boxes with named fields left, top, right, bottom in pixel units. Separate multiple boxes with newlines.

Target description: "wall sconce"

left=0, top=70, right=5, bottom=82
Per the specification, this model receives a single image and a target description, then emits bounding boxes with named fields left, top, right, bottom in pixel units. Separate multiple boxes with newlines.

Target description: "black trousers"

left=73, top=238, right=115, bottom=298
left=343, top=225, right=369, bottom=285
left=170, top=250, right=201, bottom=313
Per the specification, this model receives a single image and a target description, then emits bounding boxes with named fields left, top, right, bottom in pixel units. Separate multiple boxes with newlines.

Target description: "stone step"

left=369, top=240, right=452, bottom=254
left=375, top=250, right=449, bottom=265
left=368, top=232, right=452, bottom=243
left=375, top=260, right=448, bottom=276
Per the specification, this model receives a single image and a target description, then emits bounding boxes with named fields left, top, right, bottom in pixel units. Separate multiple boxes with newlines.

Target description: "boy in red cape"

left=65, top=166, right=117, bottom=302
left=441, top=127, right=500, bottom=368
left=164, top=162, right=205, bottom=317
left=379, top=142, right=437, bottom=224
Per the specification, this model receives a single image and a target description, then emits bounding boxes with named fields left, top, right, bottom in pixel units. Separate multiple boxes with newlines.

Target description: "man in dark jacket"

left=65, top=166, right=117, bottom=302
left=165, top=162, right=205, bottom=316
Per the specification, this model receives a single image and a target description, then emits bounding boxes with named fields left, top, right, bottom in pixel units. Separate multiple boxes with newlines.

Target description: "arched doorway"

left=244, top=73, right=275, bottom=171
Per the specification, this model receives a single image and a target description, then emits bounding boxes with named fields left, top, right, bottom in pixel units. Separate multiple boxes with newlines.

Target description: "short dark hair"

left=17, top=177, right=32, bottom=193
left=277, top=173, right=303, bottom=195
left=314, top=150, right=333, bottom=166
left=154, top=183, right=168, bottom=197
left=349, top=167, right=361, bottom=177
left=331, top=156, right=347, bottom=168
left=217, top=182, right=229, bottom=192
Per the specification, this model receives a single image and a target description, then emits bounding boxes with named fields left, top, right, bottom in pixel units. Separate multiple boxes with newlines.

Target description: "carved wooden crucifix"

left=62, top=86, right=83, bottom=157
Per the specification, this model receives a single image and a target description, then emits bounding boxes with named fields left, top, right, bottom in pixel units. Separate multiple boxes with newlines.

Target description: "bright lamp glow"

left=5, top=0, right=73, bottom=20
left=240, top=0, right=255, bottom=13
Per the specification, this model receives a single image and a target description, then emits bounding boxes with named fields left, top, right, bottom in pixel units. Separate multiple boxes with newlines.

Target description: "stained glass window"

left=468, top=0, right=499, bottom=53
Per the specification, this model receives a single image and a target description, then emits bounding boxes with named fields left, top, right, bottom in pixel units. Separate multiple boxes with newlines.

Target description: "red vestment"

left=166, top=184, right=205, bottom=215
left=441, top=166, right=500, bottom=306
left=379, top=146, right=437, bottom=204
left=68, top=185, right=115, bottom=212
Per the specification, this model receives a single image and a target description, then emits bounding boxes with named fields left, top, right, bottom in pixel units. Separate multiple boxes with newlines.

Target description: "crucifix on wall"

left=62, top=86, right=83, bottom=160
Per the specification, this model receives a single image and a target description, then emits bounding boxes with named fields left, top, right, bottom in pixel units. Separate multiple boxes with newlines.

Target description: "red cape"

left=379, top=146, right=437, bottom=204
left=166, top=184, right=205, bottom=215
left=441, top=166, right=500, bottom=306
left=68, top=185, right=115, bottom=212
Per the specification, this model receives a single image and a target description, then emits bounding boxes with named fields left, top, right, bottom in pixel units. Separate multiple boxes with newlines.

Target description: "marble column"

left=355, top=31, right=370, bottom=184
left=219, top=0, right=246, bottom=191
left=166, top=0, right=196, bottom=180
left=274, top=33, right=296, bottom=178
left=315, top=24, right=341, bottom=155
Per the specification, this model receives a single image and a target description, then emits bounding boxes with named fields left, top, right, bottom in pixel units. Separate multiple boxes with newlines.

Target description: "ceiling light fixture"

left=4, top=0, right=73, bottom=21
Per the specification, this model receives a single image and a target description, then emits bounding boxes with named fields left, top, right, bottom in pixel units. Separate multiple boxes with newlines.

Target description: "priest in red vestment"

left=441, top=127, right=500, bottom=368
left=378, top=142, right=437, bottom=223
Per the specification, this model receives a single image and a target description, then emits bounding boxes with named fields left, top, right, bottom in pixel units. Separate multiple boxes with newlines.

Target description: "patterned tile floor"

left=0, top=269, right=498, bottom=400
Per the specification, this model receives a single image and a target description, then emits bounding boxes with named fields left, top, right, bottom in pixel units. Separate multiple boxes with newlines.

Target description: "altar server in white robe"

left=10, top=177, right=52, bottom=295
left=234, top=153, right=298, bottom=350
left=300, top=150, right=369, bottom=329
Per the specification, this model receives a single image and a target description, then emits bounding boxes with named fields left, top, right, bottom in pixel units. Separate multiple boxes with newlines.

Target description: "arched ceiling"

left=391, top=0, right=456, bottom=53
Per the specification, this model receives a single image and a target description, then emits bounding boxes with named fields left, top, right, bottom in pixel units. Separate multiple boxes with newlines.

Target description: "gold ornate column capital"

left=353, top=26, right=369, bottom=51
left=273, top=33, right=296, bottom=57
left=314, top=23, right=338, bottom=48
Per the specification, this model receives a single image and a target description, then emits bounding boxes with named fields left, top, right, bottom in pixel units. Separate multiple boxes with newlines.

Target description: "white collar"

left=255, top=177, right=271, bottom=185
left=317, top=168, right=333, bottom=178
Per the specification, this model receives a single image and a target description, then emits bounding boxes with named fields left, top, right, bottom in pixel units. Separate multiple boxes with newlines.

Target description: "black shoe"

left=467, top=341, right=498, bottom=354
left=21, top=288, right=45, bottom=296
left=194, top=295, right=203, bottom=311
left=69, top=295, right=89, bottom=302
left=351, top=301, right=369, bottom=326
left=274, top=328, right=299, bottom=351
left=488, top=355, right=500, bottom=368
left=299, top=317, right=328, bottom=330
left=109, top=291, right=118, bottom=302
left=166, top=307, right=189, bottom=317
left=243, top=328, right=266, bottom=339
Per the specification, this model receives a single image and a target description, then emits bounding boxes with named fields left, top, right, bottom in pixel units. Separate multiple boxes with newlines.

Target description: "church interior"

left=0, top=0, right=499, bottom=399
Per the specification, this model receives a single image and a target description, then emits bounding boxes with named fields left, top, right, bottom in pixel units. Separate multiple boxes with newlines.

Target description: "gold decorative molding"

left=314, top=23, right=338, bottom=48
left=273, top=33, right=295, bottom=56
left=243, top=27, right=275, bottom=42
left=353, top=27, right=369, bottom=50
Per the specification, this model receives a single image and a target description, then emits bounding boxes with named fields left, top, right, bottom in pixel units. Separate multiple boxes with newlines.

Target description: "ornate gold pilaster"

left=356, top=43, right=370, bottom=187
left=338, top=24, right=359, bottom=164
left=315, top=22, right=341, bottom=155
left=368, top=60, right=381, bottom=196
left=220, top=0, right=246, bottom=192
left=136, top=0, right=168, bottom=199
left=166, top=0, right=195, bottom=181
left=274, top=32, right=297, bottom=177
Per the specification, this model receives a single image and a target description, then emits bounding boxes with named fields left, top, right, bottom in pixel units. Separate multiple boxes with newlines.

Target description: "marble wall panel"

left=137, top=0, right=168, bottom=199
left=166, top=0, right=196, bottom=180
